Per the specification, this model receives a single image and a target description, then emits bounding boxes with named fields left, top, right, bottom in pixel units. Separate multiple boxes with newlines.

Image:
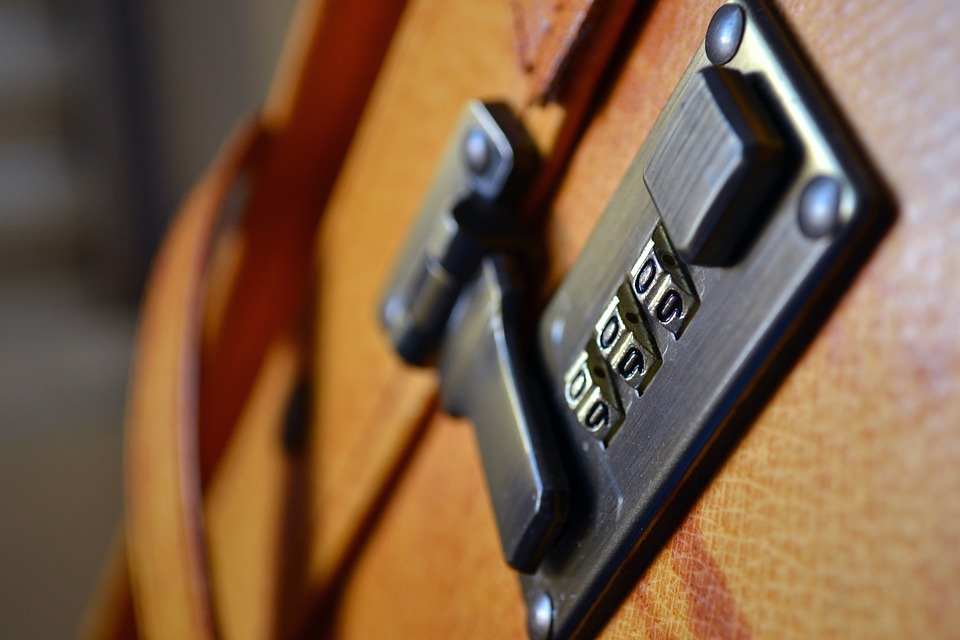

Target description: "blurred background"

left=0, top=0, right=297, bottom=635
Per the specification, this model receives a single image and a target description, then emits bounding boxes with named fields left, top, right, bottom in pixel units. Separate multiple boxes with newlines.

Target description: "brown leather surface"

left=201, top=1, right=553, bottom=636
left=114, top=0, right=960, bottom=637
left=121, top=1, right=410, bottom=638
left=329, top=413, right=528, bottom=638
left=323, top=0, right=960, bottom=637
left=126, top=122, right=267, bottom=640
left=511, top=0, right=642, bottom=103
left=196, top=0, right=408, bottom=486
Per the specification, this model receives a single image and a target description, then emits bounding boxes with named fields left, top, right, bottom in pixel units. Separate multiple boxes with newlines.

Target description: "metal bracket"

left=440, top=256, right=568, bottom=573
left=381, top=101, right=537, bottom=366
left=380, top=101, right=568, bottom=574
left=528, top=1, right=887, bottom=637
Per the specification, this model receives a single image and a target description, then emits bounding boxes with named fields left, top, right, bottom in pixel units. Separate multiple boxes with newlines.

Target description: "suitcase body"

left=103, top=0, right=960, bottom=638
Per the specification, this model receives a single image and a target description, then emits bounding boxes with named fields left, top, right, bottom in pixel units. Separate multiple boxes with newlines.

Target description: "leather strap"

left=124, top=1, right=408, bottom=637
left=127, top=121, right=267, bottom=640
left=122, top=0, right=650, bottom=636
left=196, top=0, right=409, bottom=486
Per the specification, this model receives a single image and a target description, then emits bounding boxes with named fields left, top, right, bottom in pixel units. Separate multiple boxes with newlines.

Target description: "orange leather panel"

left=196, top=0, right=408, bottom=485
left=331, top=413, right=528, bottom=638
left=511, top=0, right=640, bottom=103
left=202, top=0, right=557, bottom=635
left=331, top=0, right=960, bottom=637
left=117, top=0, right=960, bottom=637
left=126, top=123, right=267, bottom=640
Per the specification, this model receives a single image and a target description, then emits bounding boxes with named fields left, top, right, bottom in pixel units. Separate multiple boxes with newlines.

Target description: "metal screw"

left=798, top=176, right=843, bottom=239
left=528, top=590, right=553, bottom=640
left=705, top=4, right=745, bottom=66
left=463, top=126, right=492, bottom=175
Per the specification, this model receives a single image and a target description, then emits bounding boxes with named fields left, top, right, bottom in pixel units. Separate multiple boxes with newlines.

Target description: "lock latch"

left=381, top=2, right=886, bottom=637
left=380, top=101, right=568, bottom=574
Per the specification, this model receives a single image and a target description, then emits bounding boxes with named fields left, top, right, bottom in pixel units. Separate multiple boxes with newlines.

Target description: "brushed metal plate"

left=523, top=1, right=888, bottom=637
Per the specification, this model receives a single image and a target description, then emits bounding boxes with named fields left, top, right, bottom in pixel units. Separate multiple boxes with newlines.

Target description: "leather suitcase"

left=85, top=0, right=960, bottom=637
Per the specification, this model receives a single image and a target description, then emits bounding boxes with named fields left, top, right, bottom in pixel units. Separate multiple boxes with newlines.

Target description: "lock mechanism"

left=381, top=1, right=886, bottom=638
left=381, top=101, right=568, bottom=574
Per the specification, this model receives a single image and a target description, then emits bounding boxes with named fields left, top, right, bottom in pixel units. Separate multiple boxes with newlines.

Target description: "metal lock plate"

left=525, top=1, right=887, bottom=637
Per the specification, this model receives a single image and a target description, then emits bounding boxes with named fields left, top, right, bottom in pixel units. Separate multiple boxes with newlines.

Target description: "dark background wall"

left=0, top=0, right=296, bottom=635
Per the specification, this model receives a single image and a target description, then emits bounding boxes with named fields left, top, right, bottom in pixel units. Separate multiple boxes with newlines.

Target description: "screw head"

left=798, top=176, right=844, bottom=239
left=705, top=4, right=745, bottom=66
left=528, top=591, right=553, bottom=640
left=463, top=126, right=492, bottom=175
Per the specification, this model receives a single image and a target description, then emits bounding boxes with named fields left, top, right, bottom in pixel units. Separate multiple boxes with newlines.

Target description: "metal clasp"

left=380, top=101, right=568, bottom=574
left=381, top=2, right=887, bottom=633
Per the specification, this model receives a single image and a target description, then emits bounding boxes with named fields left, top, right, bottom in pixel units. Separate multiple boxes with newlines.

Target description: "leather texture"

left=510, top=0, right=640, bottom=103
left=322, top=0, right=960, bottom=637
left=551, top=1, right=960, bottom=632
left=125, top=123, right=266, bottom=640
left=118, top=1, right=409, bottom=637
left=99, top=0, right=960, bottom=637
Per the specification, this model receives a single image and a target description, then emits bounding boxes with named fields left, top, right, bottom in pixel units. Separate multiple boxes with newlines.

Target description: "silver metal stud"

left=528, top=590, right=554, bottom=640
left=798, top=175, right=843, bottom=238
left=463, top=126, right=491, bottom=175
left=705, top=4, right=745, bottom=66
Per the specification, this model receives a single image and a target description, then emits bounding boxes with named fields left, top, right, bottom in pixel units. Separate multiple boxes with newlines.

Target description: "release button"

left=644, top=66, right=786, bottom=265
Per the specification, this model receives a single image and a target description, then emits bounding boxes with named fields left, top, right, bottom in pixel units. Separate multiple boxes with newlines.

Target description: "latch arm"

left=380, top=101, right=568, bottom=574
left=439, top=257, right=568, bottom=573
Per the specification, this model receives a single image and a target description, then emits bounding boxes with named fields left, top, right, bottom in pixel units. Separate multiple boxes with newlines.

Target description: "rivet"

left=705, top=4, right=745, bottom=66
left=463, top=126, right=492, bottom=175
left=528, top=590, right=554, bottom=640
left=798, top=176, right=843, bottom=239
left=281, top=376, right=310, bottom=454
